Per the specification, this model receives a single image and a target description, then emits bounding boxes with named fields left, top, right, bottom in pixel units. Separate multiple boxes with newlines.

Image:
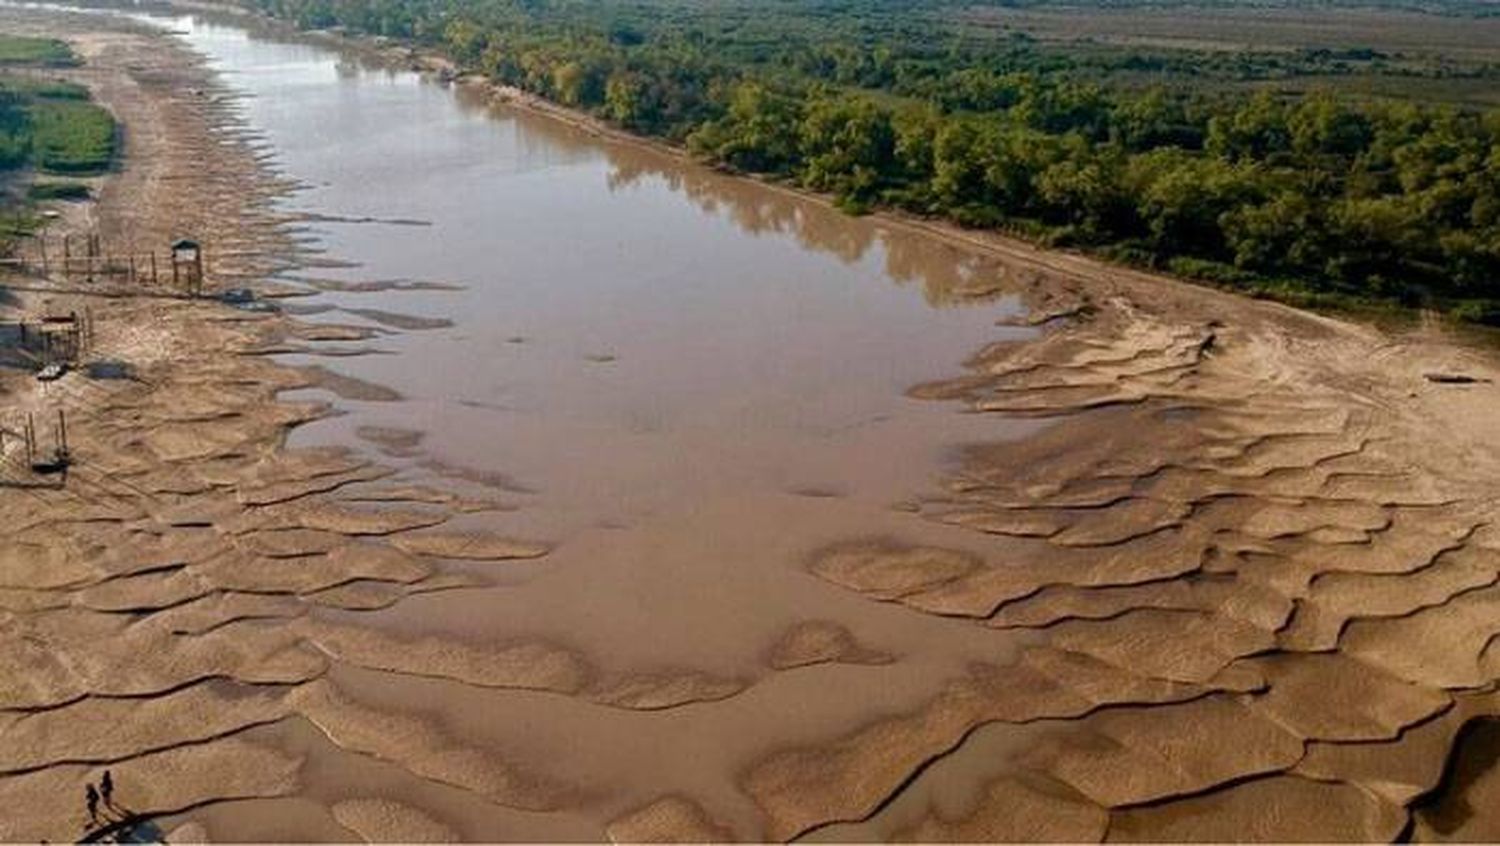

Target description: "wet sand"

left=2, top=4, right=1500, bottom=842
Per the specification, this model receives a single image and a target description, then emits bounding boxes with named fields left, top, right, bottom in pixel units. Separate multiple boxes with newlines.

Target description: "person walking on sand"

left=100, top=770, right=115, bottom=812
left=84, top=783, right=99, bottom=828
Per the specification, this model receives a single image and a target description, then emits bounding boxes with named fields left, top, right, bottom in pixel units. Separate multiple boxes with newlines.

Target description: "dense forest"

left=246, top=0, right=1500, bottom=319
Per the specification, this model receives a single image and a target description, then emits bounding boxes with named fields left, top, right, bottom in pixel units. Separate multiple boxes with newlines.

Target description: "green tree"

left=1207, top=91, right=1292, bottom=162
left=687, top=82, right=802, bottom=174
left=798, top=95, right=896, bottom=203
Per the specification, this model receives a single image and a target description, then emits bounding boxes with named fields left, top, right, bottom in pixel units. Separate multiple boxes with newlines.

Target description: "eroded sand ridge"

left=1, top=5, right=1499, bottom=841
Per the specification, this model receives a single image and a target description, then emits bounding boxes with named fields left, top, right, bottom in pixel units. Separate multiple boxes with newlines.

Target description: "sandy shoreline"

left=2, top=4, right=1500, bottom=841
left=0, top=8, right=576, bottom=840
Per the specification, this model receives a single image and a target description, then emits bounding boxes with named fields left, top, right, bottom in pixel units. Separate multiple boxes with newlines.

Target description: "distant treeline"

left=956, top=0, right=1500, bottom=17
left=249, top=0, right=1500, bottom=319
left=985, top=0, right=1500, bottom=18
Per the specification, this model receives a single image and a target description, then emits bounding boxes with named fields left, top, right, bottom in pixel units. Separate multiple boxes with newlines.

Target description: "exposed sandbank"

left=1, top=4, right=1499, bottom=842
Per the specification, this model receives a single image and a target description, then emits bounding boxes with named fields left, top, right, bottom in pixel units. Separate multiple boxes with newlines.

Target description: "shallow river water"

left=133, top=11, right=1052, bottom=839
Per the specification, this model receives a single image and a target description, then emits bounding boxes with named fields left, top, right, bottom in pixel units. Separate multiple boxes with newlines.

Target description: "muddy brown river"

left=7, top=2, right=1499, bottom=839
left=141, top=11, right=1050, bottom=840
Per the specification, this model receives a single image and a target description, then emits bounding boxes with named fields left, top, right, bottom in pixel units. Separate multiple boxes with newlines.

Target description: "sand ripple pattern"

left=0, top=15, right=738, bottom=840
left=736, top=287, right=1500, bottom=840
left=6, top=9, right=1500, bottom=842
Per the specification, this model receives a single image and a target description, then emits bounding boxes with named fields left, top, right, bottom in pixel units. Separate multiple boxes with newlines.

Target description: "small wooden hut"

left=171, top=238, right=203, bottom=295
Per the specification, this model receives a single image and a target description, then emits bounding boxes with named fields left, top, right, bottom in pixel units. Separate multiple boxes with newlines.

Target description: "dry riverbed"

left=2, top=5, right=1500, bottom=842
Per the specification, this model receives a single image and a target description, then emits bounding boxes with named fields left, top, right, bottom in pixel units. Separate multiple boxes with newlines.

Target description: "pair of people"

left=83, top=770, right=117, bottom=829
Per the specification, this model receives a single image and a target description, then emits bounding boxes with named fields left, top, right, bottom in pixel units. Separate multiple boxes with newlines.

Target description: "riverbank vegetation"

left=0, top=36, right=114, bottom=248
left=0, top=72, right=115, bottom=176
left=26, top=95, right=115, bottom=174
left=245, top=0, right=1500, bottom=320
left=27, top=179, right=89, bottom=200
left=0, top=34, right=79, bottom=67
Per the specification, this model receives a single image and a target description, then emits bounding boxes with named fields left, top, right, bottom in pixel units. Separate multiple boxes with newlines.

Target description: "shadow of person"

left=113, top=817, right=167, bottom=844
left=79, top=813, right=166, bottom=844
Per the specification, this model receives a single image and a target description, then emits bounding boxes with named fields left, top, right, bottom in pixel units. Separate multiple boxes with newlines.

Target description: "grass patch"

left=0, top=77, right=88, bottom=100
left=28, top=180, right=90, bottom=200
left=30, top=99, right=114, bottom=174
left=0, top=207, right=39, bottom=253
left=0, top=35, right=77, bottom=67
